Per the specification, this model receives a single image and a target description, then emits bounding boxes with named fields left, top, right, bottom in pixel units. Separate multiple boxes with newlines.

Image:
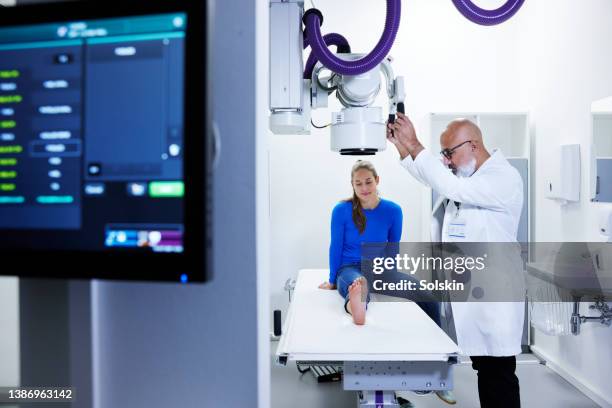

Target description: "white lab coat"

left=401, top=148, right=524, bottom=356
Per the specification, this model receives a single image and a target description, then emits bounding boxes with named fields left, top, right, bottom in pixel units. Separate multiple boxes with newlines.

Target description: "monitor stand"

left=19, top=279, right=92, bottom=408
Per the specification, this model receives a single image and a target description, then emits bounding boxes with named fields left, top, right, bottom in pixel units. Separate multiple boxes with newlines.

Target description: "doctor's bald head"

left=440, top=119, right=491, bottom=177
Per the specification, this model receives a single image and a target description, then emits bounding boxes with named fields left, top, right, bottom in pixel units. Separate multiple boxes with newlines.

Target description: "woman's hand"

left=318, top=281, right=336, bottom=290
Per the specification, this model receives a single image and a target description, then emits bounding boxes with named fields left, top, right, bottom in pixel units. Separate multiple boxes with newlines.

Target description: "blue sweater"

left=329, top=198, right=403, bottom=284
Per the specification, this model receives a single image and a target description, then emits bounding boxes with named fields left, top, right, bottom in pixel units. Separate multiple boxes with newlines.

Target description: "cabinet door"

left=593, top=158, right=612, bottom=202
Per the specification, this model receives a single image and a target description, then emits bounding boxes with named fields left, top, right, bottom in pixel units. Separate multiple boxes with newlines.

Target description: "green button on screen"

left=149, top=181, right=184, bottom=197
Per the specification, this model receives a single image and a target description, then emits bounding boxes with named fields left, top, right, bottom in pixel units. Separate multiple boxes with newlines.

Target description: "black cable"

left=311, top=119, right=330, bottom=129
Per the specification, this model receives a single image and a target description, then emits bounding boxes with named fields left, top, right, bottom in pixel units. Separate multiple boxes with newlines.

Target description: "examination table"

left=276, top=269, right=459, bottom=407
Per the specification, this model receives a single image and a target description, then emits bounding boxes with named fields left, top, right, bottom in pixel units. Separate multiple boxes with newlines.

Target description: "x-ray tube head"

left=330, top=107, right=386, bottom=155
left=269, top=3, right=405, bottom=155
left=329, top=61, right=387, bottom=155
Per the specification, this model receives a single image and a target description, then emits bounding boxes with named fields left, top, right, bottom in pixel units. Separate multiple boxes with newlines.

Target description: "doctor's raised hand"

left=386, top=112, right=424, bottom=160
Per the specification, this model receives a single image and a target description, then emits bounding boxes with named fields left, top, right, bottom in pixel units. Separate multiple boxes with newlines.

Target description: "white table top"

left=276, top=269, right=459, bottom=362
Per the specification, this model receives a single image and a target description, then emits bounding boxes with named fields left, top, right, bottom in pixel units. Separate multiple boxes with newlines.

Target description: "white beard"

left=457, top=158, right=476, bottom=178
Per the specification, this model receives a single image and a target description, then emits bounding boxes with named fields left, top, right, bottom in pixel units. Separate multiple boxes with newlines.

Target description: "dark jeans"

left=336, top=264, right=371, bottom=304
left=341, top=264, right=441, bottom=326
left=471, top=356, right=520, bottom=408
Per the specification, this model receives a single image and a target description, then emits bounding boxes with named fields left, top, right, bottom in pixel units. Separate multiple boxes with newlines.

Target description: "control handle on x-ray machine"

left=388, top=102, right=405, bottom=125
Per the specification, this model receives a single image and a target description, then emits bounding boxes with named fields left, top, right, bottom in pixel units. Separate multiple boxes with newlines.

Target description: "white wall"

left=0, top=277, right=19, bottom=386
left=516, top=0, right=612, bottom=406
left=269, top=0, right=526, bottom=316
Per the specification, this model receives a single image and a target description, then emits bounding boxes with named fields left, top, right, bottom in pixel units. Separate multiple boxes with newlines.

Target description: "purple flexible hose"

left=303, top=0, right=401, bottom=76
left=452, top=0, right=525, bottom=26
left=303, top=33, right=351, bottom=79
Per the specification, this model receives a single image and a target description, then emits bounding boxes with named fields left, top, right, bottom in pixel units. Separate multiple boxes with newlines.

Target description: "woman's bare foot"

left=348, top=278, right=367, bottom=325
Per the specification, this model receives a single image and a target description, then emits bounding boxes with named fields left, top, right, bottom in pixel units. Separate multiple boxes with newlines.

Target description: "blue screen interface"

left=0, top=13, right=187, bottom=253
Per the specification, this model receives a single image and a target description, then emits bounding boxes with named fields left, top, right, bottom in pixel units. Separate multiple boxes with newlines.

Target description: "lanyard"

left=454, top=201, right=461, bottom=218
left=444, top=199, right=462, bottom=218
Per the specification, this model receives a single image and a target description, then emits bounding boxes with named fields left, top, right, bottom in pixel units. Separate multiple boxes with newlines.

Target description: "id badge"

left=447, top=218, right=467, bottom=239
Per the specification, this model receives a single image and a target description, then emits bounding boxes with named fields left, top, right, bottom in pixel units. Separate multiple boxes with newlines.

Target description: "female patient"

left=319, top=160, right=402, bottom=325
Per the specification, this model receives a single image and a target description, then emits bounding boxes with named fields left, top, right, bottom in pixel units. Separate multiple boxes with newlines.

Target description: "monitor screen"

left=0, top=1, right=208, bottom=282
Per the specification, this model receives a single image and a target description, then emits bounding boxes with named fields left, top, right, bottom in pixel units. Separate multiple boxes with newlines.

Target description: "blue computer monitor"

left=0, top=0, right=209, bottom=282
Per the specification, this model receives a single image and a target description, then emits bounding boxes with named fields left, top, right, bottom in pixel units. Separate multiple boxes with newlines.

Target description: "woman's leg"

left=336, top=265, right=370, bottom=325
left=366, top=267, right=441, bottom=327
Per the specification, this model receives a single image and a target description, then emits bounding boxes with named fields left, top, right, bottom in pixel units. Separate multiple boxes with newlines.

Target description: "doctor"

left=387, top=113, right=524, bottom=408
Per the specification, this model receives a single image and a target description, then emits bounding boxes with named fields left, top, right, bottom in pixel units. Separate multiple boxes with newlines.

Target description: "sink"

left=526, top=243, right=612, bottom=299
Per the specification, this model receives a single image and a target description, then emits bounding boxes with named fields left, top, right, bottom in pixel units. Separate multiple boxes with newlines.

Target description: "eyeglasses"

left=440, top=140, right=473, bottom=160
